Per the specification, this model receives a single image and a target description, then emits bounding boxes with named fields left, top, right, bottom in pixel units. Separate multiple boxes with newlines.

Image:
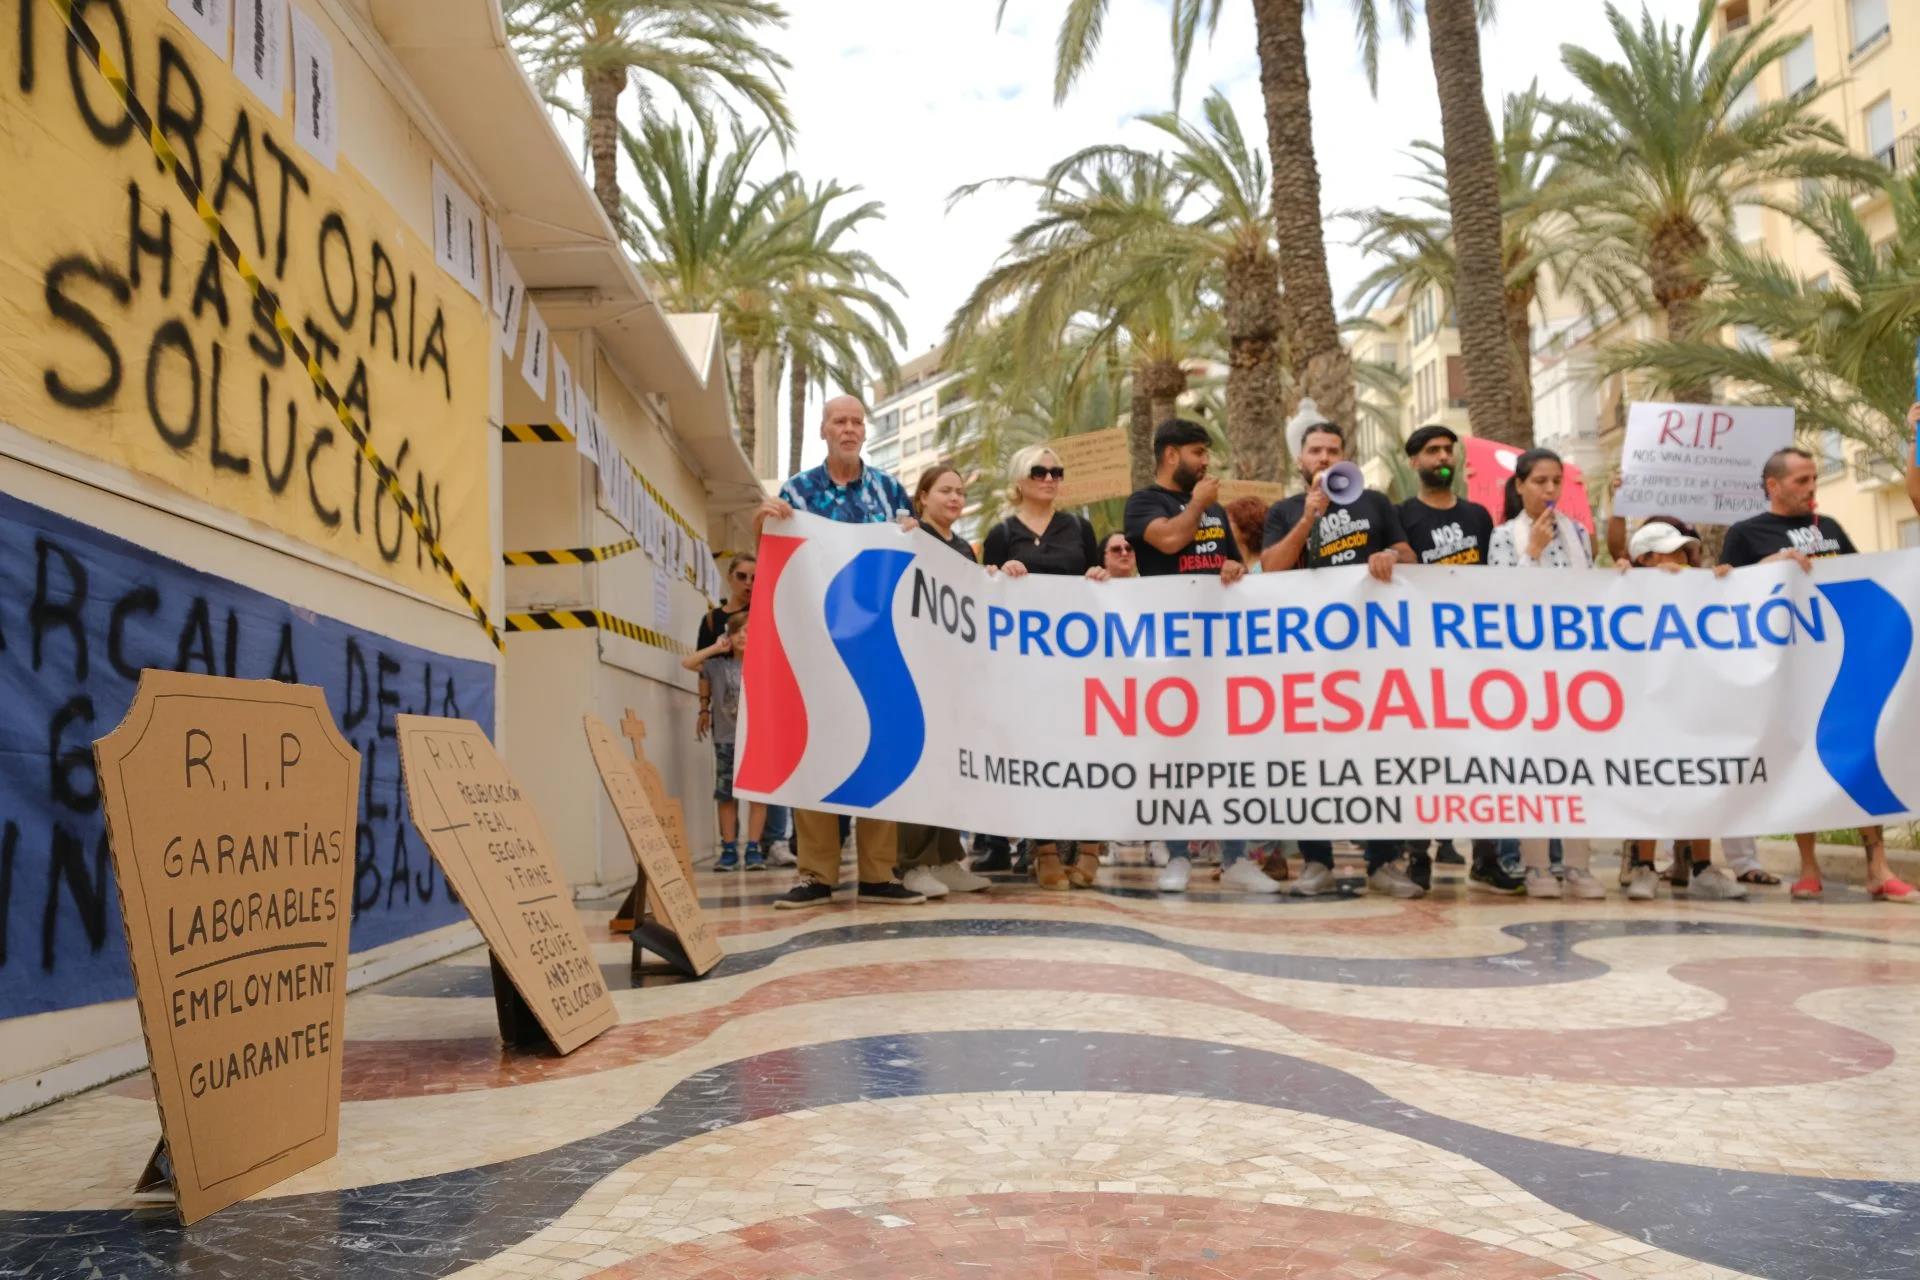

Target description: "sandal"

left=1789, top=876, right=1823, bottom=901
left=1736, top=869, right=1781, bottom=886
left=1870, top=877, right=1919, bottom=903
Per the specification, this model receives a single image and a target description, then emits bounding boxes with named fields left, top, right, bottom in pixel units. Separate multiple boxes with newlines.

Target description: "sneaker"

left=901, top=866, right=950, bottom=899
left=1220, top=860, right=1283, bottom=894
left=769, top=840, right=798, bottom=867
left=1564, top=867, right=1606, bottom=900
left=1156, top=857, right=1193, bottom=892
left=774, top=879, right=835, bottom=910
left=1148, top=841, right=1171, bottom=868
left=744, top=842, right=766, bottom=871
left=969, top=840, right=1013, bottom=873
left=857, top=880, right=926, bottom=905
left=1626, top=864, right=1659, bottom=901
left=1524, top=868, right=1563, bottom=899
left=1469, top=856, right=1524, bottom=894
left=1687, top=865, right=1749, bottom=901
left=1406, top=850, right=1432, bottom=891
left=1287, top=861, right=1338, bottom=897
left=931, top=862, right=993, bottom=893
left=714, top=844, right=739, bottom=872
left=1368, top=860, right=1426, bottom=899
left=1434, top=841, right=1466, bottom=866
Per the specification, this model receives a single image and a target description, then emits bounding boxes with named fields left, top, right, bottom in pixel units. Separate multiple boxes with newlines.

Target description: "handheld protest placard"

left=585, top=714, right=722, bottom=977
left=93, top=672, right=357, bottom=1225
left=396, top=716, right=616, bottom=1055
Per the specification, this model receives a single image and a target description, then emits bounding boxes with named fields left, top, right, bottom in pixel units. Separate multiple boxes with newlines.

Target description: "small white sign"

left=170, top=0, right=231, bottom=56
left=429, top=162, right=485, bottom=300
left=520, top=303, right=549, bottom=398
left=551, top=349, right=576, bottom=431
left=289, top=6, right=337, bottom=170
left=485, top=218, right=506, bottom=314
left=652, top=564, right=673, bottom=632
left=1615, top=402, right=1795, bottom=526
left=232, top=0, right=286, bottom=108
left=492, top=252, right=525, bottom=357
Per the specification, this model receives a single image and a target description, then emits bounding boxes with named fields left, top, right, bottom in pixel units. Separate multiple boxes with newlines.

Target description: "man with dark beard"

left=1396, top=425, right=1521, bottom=895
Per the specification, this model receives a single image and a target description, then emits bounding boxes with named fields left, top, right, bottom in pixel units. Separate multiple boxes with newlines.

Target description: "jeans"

left=1299, top=840, right=1403, bottom=874
left=1498, top=838, right=1561, bottom=873
left=762, top=804, right=791, bottom=843
left=1168, top=840, right=1248, bottom=868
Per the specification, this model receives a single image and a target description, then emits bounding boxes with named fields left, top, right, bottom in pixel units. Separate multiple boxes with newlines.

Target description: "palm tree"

left=507, top=0, right=793, bottom=233
left=1602, top=174, right=1920, bottom=474
left=774, top=183, right=908, bottom=476
left=1550, top=0, right=1882, bottom=402
left=1003, top=0, right=1356, bottom=428
left=1348, top=87, right=1567, bottom=445
left=622, top=119, right=810, bottom=462
left=1349, top=0, right=1511, bottom=443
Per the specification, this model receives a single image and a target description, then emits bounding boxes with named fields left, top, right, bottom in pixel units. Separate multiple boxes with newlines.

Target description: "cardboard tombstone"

left=94, top=672, right=358, bottom=1224
left=584, top=714, right=722, bottom=977
left=607, top=709, right=695, bottom=934
left=395, top=715, right=616, bottom=1055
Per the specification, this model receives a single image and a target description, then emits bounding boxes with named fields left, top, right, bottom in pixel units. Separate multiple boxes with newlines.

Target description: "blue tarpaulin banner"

left=0, top=490, right=496, bottom=1019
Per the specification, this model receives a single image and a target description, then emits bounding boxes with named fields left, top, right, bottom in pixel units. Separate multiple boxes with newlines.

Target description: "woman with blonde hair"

left=982, top=443, right=1108, bottom=889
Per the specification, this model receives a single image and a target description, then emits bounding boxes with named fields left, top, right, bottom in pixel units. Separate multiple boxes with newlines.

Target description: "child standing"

left=682, top=612, right=765, bottom=871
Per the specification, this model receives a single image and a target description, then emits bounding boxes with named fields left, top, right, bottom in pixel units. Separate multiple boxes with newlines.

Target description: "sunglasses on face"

left=1028, top=465, right=1066, bottom=481
left=1106, top=544, right=1134, bottom=556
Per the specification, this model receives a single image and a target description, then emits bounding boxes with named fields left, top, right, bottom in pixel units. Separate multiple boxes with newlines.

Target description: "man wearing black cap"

left=1396, top=426, right=1521, bottom=895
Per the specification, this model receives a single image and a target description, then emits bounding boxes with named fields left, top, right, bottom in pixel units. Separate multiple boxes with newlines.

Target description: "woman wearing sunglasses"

left=1101, top=531, right=1137, bottom=578
left=982, top=444, right=1110, bottom=890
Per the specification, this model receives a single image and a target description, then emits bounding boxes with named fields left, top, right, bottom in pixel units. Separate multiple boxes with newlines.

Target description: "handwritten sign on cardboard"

left=94, top=672, right=357, bottom=1224
left=584, top=714, right=721, bottom=976
left=396, top=715, right=615, bottom=1054
left=620, top=710, right=696, bottom=884
left=1615, top=402, right=1795, bottom=526
left=1050, top=428, right=1133, bottom=508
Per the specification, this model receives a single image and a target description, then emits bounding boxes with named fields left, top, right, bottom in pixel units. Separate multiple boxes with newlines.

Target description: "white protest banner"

left=735, top=513, right=1920, bottom=839
left=1615, top=402, right=1795, bottom=527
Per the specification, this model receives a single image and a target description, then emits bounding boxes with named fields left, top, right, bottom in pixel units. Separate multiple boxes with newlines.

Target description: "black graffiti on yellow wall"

left=12, top=0, right=460, bottom=573
left=0, top=526, right=481, bottom=1004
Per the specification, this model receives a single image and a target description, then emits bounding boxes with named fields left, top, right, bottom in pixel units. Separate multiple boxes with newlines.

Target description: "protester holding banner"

left=681, top=613, right=766, bottom=871
left=1101, top=532, right=1137, bottom=578
left=1257, top=420, right=1419, bottom=898
left=758, top=395, right=927, bottom=908
left=895, top=466, right=993, bottom=897
left=1397, top=425, right=1521, bottom=895
left=986, top=445, right=1112, bottom=889
left=1721, top=447, right=1916, bottom=904
left=694, top=553, right=794, bottom=867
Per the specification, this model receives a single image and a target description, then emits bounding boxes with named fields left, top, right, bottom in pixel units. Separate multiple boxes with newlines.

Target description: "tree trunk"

left=1136, top=357, right=1190, bottom=484
left=1223, top=242, right=1287, bottom=481
left=787, top=348, right=808, bottom=477
left=585, top=65, right=625, bottom=237
left=1505, top=279, right=1536, bottom=443
left=1128, top=376, right=1155, bottom=489
left=737, top=344, right=759, bottom=467
left=1426, top=0, right=1515, bottom=445
left=1250, top=0, right=1354, bottom=428
left=1650, top=218, right=1711, bottom=405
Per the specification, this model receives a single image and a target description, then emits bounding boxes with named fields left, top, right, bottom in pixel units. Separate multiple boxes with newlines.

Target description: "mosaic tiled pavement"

left=4, top=852, right=1918, bottom=1279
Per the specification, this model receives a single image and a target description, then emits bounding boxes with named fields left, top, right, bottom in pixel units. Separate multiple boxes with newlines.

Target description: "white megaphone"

left=1320, top=460, right=1366, bottom=506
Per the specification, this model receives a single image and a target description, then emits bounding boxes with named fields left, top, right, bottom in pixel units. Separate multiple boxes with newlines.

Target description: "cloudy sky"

left=768, top=0, right=1700, bottom=364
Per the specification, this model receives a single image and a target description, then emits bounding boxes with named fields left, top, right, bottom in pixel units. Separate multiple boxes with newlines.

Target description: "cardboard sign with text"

left=94, top=673, right=358, bottom=1224
left=584, top=715, right=721, bottom=975
left=1615, top=403, right=1794, bottom=526
left=1216, top=479, right=1290, bottom=507
left=396, top=716, right=615, bottom=1054
left=620, top=710, right=696, bottom=884
left=1051, top=428, right=1133, bottom=507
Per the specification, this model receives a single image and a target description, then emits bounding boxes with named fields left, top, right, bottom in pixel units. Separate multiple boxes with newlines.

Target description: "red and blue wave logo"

left=736, top=534, right=926, bottom=806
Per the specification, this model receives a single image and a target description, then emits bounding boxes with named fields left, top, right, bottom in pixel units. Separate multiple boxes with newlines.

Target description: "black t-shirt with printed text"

left=1263, top=489, right=1406, bottom=569
left=1397, top=497, right=1495, bottom=566
left=1124, top=485, right=1242, bottom=576
left=1721, top=511, right=1858, bottom=566
left=696, top=604, right=748, bottom=649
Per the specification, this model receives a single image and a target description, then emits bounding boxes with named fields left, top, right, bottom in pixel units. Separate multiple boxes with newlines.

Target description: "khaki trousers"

left=794, top=809, right=898, bottom=886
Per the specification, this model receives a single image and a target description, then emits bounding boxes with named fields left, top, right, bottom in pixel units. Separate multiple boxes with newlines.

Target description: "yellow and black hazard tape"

left=503, top=539, right=639, bottom=566
left=502, top=422, right=574, bottom=444
left=47, top=0, right=504, bottom=651
left=503, top=609, right=685, bottom=655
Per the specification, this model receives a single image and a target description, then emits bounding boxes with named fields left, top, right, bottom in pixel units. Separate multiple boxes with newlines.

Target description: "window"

left=1729, top=78, right=1758, bottom=122
left=1850, top=0, right=1890, bottom=57
left=1734, top=324, right=1772, bottom=355
left=920, top=397, right=936, bottom=418
left=1820, top=429, right=1846, bottom=475
left=871, top=441, right=898, bottom=468
left=1445, top=355, right=1468, bottom=408
left=1799, top=176, right=1824, bottom=208
left=1724, top=0, right=1749, bottom=33
left=1783, top=32, right=1816, bottom=97
left=902, top=403, right=920, bottom=425
left=1865, top=94, right=1896, bottom=166
left=1810, top=272, right=1831, bottom=291
left=1734, top=202, right=1764, bottom=242
left=1900, top=518, right=1919, bottom=549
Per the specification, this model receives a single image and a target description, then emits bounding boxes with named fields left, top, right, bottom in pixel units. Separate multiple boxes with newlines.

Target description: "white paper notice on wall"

left=430, top=163, right=485, bottom=300
left=232, top=0, right=287, bottom=107
left=289, top=6, right=338, bottom=170
left=652, top=564, right=673, bottom=632
left=485, top=219, right=505, bottom=313
left=520, top=304, right=550, bottom=399
left=552, top=350, right=576, bottom=431
left=493, top=253, right=525, bottom=357
left=170, top=0, right=231, bottom=56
